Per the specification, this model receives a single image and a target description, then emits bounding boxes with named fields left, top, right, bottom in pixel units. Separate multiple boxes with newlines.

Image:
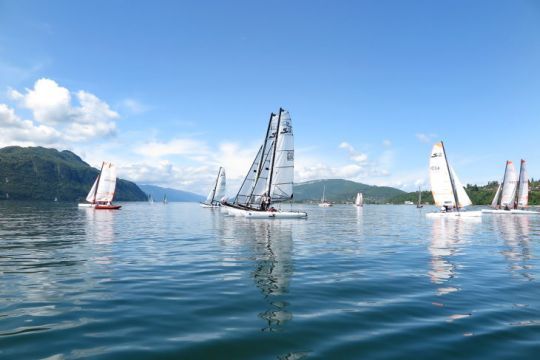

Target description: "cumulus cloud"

left=4, top=78, right=119, bottom=143
left=416, top=133, right=438, bottom=143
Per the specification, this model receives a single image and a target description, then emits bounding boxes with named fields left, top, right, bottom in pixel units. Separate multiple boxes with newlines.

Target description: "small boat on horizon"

left=319, top=185, right=332, bottom=207
left=416, top=187, right=423, bottom=208
left=78, top=162, right=121, bottom=210
left=163, top=194, right=168, bottom=204
left=426, top=141, right=480, bottom=218
left=201, top=167, right=226, bottom=208
left=354, top=192, right=363, bottom=207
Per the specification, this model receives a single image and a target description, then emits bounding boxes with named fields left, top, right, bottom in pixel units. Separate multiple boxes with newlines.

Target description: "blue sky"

left=1, top=0, right=540, bottom=194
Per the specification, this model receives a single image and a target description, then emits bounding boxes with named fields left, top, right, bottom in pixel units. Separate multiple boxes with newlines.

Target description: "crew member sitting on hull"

left=261, top=193, right=271, bottom=211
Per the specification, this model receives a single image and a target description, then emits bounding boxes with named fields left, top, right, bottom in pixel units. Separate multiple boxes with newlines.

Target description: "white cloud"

left=416, top=133, right=438, bottom=143
left=134, top=138, right=209, bottom=158
left=5, top=78, right=119, bottom=142
left=119, top=98, right=147, bottom=114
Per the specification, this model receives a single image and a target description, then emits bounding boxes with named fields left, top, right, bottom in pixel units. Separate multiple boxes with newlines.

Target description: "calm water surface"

left=1, top=202, right=539, bottom=359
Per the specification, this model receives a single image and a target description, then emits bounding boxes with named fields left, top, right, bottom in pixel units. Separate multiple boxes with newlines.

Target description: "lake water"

left=1, top=202, right=539, bottom=359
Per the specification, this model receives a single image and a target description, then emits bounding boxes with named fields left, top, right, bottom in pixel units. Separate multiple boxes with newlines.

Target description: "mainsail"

left=206, top=167, right=226, bottom=205
left=517, top=159, right=528, bottom=208
left=233, top=108, right=295, bottom=209
left=95, top=162, right=117, bottom=203
left=429, top=142, right=471, bottom=208
left=500, top=161, right=518, bottom=207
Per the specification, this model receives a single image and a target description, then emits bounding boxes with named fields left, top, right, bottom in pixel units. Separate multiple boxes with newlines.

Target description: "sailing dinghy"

left=318, top=185, right=332, bottom=207
left=482, top=159, right=539, bottom=215
left=354, top=192, right=363, bottom=207
left=426, top=142, right=480, bottom=218
left=222, top=108, right=307, bottom=218
left=416, top=187, right=423, bottom=208
left=78, top=162, right=121, bottom=210
left=201, top=167, right=226, bottom=208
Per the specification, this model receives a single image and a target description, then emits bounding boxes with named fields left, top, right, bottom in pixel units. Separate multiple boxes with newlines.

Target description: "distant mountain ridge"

left=0, top=146, right=146, bottom=201
left=293, top=179, right=406, bottom=203
left=138, top=184, right=205, bottom=202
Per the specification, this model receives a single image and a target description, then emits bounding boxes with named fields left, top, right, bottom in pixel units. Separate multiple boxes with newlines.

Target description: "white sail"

left=429, top=142, right=471, bottom=208
left=235, top=145, right=263, bottom=205
left=85, top=177, right=99, bottom=203
left=94, top=162, right=117, bottom=203
left=491, top=183, right=502, bottom=208
left=429, top=143, right=455, bottom=207
left=355, top=193, right=363, bottom=206
left=450, top=167, right=472, bottom=207
left=215, top=168, right=226, bottom=201
left=517, top=160, right=528, bottom=208
left=500, top=161, right=518, bottom=207
left=268, top=110, right=294, bottom=202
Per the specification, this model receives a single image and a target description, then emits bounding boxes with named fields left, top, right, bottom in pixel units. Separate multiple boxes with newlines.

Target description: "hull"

left=200, top=203, right=220, bottom=208
left=95, top=204, right=122, bottom=210
left=78, top=203, right=95, bottom=208
left=482, top=209, right=540, bottom=215
left=319, top=203, right=332, bottom=207
left=426, top=210, right=482, bottom=218
left=223, top=204, right=307, bottom=219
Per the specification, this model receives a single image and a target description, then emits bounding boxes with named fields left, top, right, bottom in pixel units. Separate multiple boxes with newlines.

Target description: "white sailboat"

left=222, top=108, right=307, bottom=218
left=416, top=187, right=423, bottom=208
left=201, top=167, right=226, bottom=208
left=318, top=185, right=332, bottom=207
left=426, top=142, right=480, bottom=218
left=78, top=162, right=121, bottom=210
left=354, top=192, right=363, bottom=207
left=482, top=159, right=539, bottom=215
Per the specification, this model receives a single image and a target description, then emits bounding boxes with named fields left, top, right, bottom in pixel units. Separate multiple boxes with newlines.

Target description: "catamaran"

left=319, top=185, right=332, bottom=207
left=482, top=159, right=539, bottom=215
left=426, top=142, right=480, bottom=218
left=78, top=162, right=121, bottom=210
left=354, top=192, right=363, bottom=207
left=201, top=167, right=226, bottom=208
left=222, top=108, right=307, bottom=219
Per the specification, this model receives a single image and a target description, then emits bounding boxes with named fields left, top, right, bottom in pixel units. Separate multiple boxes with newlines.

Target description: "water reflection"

left=230, top=219, right=294, bottom=332
left=429, top=218, right=479, bottom=295
left=492, top=215, right=534, bottom=281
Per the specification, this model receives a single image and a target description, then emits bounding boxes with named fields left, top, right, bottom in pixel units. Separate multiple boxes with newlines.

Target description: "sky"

left=1, top=0, right=540, bottom=195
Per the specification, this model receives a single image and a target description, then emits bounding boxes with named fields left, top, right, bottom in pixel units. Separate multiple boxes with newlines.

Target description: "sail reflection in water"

left=228, top=219, right=294, bottom=332
left=429, top=218, right=480, bottom=295
left=492, top=215, right=534, bottom=281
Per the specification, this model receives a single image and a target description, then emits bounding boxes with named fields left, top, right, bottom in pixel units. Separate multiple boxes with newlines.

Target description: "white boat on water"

left=482, top=159, right=539, bottom=215
left=222, top=108, right=307, bottom=219
left=201, top=167, right=226, bottom=208
left=354, top=192, right=363, bottom=207
left=78, top=162, right=121, bottom=210
left=426, top=142, right=480, bottom=218
left=319, top=185, right=332, bottom=207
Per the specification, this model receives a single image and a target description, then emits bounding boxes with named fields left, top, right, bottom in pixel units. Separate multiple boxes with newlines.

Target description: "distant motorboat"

left=201, top=167, right=226, bottom=208
left=426, top=141, right=480, bottom=218
left=78, top=161, right=121, bottom=210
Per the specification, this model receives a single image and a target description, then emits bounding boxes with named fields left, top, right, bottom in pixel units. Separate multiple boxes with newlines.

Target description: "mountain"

left=293, top=179, right=406, bottom=203
left=0, top=146, right=146, bottom=201
left=138, top=184, right=205, bottom=202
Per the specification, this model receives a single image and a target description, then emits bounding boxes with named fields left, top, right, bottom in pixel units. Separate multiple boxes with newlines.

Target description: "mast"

left=515, top=159, right=525, bottom=209
left=440, top=141, right=460, bottom=212
left=266, top=108, right=283, bottom=204
left=92, top=162, right=105, bottom=204
left=209, top=167, right=222, bottom=204
left=247, top=112, right=275, bottom=205
left=418, top=187, right=422, bottom=206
